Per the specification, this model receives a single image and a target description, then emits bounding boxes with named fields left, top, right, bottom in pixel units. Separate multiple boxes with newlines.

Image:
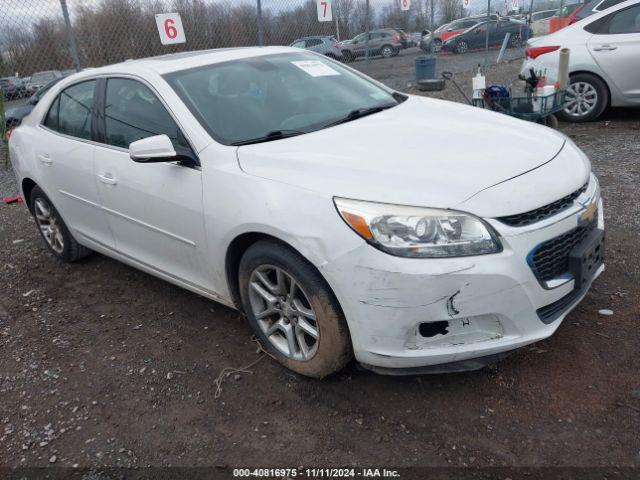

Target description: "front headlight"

left=334, top=198, right=502, bottom=258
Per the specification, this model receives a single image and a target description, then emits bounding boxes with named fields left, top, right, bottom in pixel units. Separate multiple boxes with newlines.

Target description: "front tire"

left=509, top=34, right=521, bottom=48
left=238, top=240, right=352, bottom=378
left=558, top=73, right=609, bottom=123
left=29, top=186, right=92, bottom=262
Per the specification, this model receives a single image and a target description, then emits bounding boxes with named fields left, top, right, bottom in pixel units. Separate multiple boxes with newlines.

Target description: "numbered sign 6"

left=155, top=13, right=186, bottom=45
left=401, top=0, right=410, bottom=11
left=317, top=0, right=333, bottom=22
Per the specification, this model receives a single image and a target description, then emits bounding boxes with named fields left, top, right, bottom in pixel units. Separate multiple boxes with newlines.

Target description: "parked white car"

left=9, top=47, right=604, bottom=377
left=522, top=0, right=640, bottom=121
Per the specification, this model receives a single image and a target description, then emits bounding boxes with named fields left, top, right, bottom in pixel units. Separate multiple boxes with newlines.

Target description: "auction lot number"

left=155, top=13, right=186, bottom=45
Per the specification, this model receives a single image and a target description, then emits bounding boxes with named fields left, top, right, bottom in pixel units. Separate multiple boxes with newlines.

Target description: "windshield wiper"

left=321, top=104, right=397, bottom=129
left=231, top=129, right=305, bottom=146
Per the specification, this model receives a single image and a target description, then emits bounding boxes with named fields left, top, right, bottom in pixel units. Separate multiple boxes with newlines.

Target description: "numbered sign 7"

left=401, top=0, right=411, bottom=11
left=155, top=13, right=186, bottom=45
left=317, top=0, right=333, bottom=22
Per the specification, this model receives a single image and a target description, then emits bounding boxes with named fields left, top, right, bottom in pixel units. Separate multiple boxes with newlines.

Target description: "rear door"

left=92, top=76, right=212, bottom=289
left=587, top=3, right=640, bottom=103
left=36, top=79, right=115, bottom=248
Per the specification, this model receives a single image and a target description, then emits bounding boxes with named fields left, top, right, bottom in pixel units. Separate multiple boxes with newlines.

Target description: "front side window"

left=306, top=39, right=322, bottom=47
left=48, top=80, right=95, bottom=140
left=104, top=78, right=189, bottom=150
left=165, top=52, right=401, bottom=146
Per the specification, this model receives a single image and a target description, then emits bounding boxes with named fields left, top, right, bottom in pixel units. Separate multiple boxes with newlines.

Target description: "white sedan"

left=522, top=0, right=640, bottom=122
left=9, top=47, right=604, bottom=377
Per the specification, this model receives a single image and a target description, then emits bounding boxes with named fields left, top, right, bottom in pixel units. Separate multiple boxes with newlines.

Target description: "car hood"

left=236, top=95, right=568, bottom=213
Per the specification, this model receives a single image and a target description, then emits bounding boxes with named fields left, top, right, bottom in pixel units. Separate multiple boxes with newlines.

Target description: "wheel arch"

left=21, top=177, right=38, bottom=212
left=224, top=231, right=344, bottom=316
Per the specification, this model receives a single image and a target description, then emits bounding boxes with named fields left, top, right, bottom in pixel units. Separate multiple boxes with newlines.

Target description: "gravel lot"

left=1, top=58, right=639, bottom=475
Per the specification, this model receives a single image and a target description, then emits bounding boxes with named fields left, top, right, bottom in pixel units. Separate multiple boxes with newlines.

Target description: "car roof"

left=63, top=46, right=301, bottom=79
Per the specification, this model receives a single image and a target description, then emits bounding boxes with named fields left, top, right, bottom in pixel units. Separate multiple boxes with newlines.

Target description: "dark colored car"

left=25, top=70, right=62, bottom=96
left=4, top=76, right=65, bottom=129
left=442, top=19, right=529, bottom=54
left=0, top=77, right=26, bottom=100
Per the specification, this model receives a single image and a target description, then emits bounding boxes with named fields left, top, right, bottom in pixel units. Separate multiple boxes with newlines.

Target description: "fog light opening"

left=419, top=321, right=449, bottom=338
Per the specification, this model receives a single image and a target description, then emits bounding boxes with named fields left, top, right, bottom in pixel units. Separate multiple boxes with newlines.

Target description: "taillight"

left=392, top=32, right=400, bottom=41
left=6, top=129, right=12, bottom=139
left=526, top=45, right=560, bottom=59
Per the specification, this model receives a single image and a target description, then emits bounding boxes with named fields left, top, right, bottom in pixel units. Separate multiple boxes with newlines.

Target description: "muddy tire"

left=238, top=240, right=352, bottom=378
left=29, top=186, right=92, bottom=263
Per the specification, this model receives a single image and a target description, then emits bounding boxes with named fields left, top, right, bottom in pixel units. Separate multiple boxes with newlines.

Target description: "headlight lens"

left=334, top=198, right=502, bottom=258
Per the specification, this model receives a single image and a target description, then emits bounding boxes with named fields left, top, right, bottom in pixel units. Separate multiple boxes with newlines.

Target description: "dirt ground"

left=1, top=59, right=639, bottom=476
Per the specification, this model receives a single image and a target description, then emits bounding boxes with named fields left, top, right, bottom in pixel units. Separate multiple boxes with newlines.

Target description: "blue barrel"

left=415, top=55, right=436, bottom=82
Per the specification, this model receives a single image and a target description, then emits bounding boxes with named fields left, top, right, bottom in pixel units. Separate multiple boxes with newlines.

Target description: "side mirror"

left=129, top=134, right=176, bottom=163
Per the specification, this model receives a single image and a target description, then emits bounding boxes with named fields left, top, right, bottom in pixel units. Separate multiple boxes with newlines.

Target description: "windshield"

left=164, top=52, right=400, bottom=146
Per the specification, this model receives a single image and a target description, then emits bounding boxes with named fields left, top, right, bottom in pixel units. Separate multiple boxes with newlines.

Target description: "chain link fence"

left=0, top=0, right=564, bottom=95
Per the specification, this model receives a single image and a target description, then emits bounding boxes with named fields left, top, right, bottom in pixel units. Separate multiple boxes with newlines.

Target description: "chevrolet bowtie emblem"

left=580, top=201, right=598, bottom=223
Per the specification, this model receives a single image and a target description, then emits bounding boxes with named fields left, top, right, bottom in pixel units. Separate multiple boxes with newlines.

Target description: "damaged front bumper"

left=319, top=189, right=605, bottom=372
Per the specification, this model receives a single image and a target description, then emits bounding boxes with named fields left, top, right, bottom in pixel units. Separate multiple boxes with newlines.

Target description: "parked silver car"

left=339, top=29, right=404, bottom=61
left=289, top=36, right=344, bottom=61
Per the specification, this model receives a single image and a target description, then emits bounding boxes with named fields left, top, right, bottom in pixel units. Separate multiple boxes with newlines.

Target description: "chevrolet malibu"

left=8, top=47, right=605, bottom=378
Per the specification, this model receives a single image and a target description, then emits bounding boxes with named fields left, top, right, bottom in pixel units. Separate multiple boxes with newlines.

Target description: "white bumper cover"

left=319, top=179, right=604, bottom=370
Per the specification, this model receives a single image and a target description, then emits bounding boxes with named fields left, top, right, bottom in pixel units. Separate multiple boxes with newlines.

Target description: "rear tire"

left=455, top=40, right=468, bottom=54
left=238, top=240, right=352, bottom=378
left=433, top=39, right=442, bottom=52
left=509, top=34, right=522, bottom=48
left=380, top=45, right=394, bottom=58
left=29, top=186, right=92, bottom=263
left=342, top=50, right=354, bottom=62
left=557, top=73, right=609, bottom=123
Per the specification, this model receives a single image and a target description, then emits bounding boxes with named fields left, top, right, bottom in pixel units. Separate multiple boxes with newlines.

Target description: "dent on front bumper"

left=319, top=184, right=604, bottom=372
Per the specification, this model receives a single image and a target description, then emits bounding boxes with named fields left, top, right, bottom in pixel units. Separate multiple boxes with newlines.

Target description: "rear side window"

left=587, top=4, right=640, bottom=33
left=44, top=80, right=95, bottom=140
left=104, top=78, right=189, bottom=150
left=306, top=39, right=322, bottom=47
left=43, top=96, right=60, bottom=130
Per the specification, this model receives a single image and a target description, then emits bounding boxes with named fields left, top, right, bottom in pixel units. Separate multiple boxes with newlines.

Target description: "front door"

left=588, top=4, right=640, bottom=103
left=93, top=77, right=212, bottom=291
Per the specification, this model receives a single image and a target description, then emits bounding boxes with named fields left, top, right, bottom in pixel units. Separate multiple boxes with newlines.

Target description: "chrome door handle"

left=38, top=154, right=52, bottom=166
left=98, top=173, right=117, bottom=185
left=593, top=45, right=617, bottom=51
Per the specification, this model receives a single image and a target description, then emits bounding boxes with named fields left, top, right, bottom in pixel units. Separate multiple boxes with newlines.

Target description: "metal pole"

left=430, top=0, right=434, bottom=30
left=59, top=0, right=81, bottom=72
left=257, top=0, right=264, bottom=46
left=484, top=0, right=491, bottom=66
left=526, top=0, right=534, bottom=41
left=430, top=0, right=435, bottom=54
left=365, top=0, right=370, bottom=69
left=335, top=6, right=340, bottom=41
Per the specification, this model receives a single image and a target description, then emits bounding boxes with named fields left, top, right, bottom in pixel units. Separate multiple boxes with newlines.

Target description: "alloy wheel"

left=381, top=46, right=393, bottom=58
left=456, top=41, right=468, bottom=54
left=564, top=82, right=598, bottom=118
left=34, top=198, right=64, bottom=254
left=248, top=265, right=319, bottom=361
